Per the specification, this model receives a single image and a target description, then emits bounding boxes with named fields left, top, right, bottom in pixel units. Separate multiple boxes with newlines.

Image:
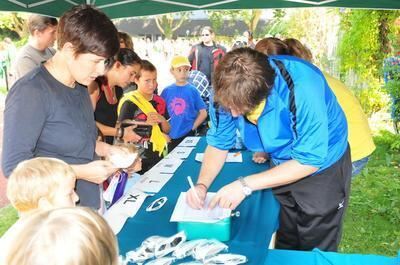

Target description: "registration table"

left=116, top=137, right=399, bottom=265
left=117, top=137, right=280, bottom=264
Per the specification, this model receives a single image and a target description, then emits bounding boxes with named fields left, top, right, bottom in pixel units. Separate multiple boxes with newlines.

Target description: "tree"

left=260, top=9, right=288, bottom=37
left=338, top=10, right=400, bottom=117
left=0, top=12, right=27, bottom=38
left=154, top=12, right=189, bottom=39
left=206, top=10, right=263, bottom=35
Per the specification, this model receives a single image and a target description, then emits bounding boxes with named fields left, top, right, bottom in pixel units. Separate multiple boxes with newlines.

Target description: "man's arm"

left=209, top=160, right=318, bottom=210
left=186, top=145, right=228, bottom=209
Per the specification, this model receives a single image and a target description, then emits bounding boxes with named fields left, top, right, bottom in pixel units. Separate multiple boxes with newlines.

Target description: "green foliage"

left=377, top=130, right=400, bottom=151
left=382, top=58, right=400, bottom=128
left=338, top=10, right=400, bottom=117
left=338, top=10, right=398, bottom=81
left=352, top=84, right=389, bottom=116
left=0, top=12, right=27, bottom=38
left=206, top=11, right=233, bottom=35
left=340, top=131, right=400, bottom=256
left=0, top=206, right=18, bottom=237
left=206, top=10, right=262, bottom=35
left=259, top=9, right=288, bottom=38
left=154, top=12, right=190, bottom=39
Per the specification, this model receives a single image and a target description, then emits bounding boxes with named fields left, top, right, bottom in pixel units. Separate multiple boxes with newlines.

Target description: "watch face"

left=243, top=186, right=252, bottom=196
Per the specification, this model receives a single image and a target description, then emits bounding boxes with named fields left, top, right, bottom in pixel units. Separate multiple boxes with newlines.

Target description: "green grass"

left=0, top=205, right=17, bottom=236
left=0, top=86, right=7, bottom=95
left=0, top=132, right=399, bottom=257
left=339, top=132, right=400, bottom=256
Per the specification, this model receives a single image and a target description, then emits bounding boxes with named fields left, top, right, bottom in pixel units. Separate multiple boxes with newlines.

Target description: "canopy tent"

left=0, top=0, right=400, bottom=18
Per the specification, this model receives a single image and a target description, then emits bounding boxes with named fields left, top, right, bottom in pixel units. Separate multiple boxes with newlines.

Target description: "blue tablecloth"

left=117, top=138, right=280, bottom=264
left=265, top=248, right=400, bottom=265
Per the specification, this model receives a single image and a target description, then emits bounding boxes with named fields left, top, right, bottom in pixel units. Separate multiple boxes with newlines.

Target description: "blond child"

left=4, top=207, right=119, bottom=265
left=6, top=157, right=79, bottom=216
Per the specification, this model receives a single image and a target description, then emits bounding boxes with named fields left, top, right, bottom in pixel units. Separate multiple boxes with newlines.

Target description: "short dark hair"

left=57, top=5, right=119, bottom=60
left=114, top=48, right=141, bottom=67
left=255, top=37, right=289, bottom=56
left=136, top=60, right=156, bottom=78
left=213, top=47, right=276, bottom=114
left=28, top=15, right=58, bottom=35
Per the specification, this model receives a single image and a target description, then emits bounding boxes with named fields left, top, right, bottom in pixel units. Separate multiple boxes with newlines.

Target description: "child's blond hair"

left=5, top=207, right=119, bottom=265
left=7, top=157, right=76, bottom=212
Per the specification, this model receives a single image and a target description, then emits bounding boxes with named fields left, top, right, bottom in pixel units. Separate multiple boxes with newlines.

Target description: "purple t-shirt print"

left=161, top=83, right=206, bottom=139
left=170, top=97, right=187, bottom=115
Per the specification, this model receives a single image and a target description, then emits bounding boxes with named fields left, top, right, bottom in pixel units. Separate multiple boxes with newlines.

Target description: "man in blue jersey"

left=186, top=48, right=351, bottom=252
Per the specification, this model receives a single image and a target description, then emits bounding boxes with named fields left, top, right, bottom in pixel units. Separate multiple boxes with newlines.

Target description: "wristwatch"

left=238, top=177, right=252, bottom=197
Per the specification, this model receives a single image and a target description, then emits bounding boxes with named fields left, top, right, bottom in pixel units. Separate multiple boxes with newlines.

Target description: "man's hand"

left=186, top=183, right=207, bottom=209
left=209, top=180, right=245, bottom=210
left=252, top=152, right=269, bottom=164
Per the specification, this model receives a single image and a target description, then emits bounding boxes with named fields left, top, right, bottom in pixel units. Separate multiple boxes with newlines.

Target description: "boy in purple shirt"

left=161, top=56, right=207, bottom=150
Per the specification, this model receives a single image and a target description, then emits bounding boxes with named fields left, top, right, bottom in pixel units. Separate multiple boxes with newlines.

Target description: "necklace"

left=46, top=59, right=76, bottom=88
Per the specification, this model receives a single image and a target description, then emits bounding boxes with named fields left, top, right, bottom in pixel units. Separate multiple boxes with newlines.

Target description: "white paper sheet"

left=134, top=171, right=174, bottom=193
left=195, top=152, right=243, bottom=163
left=152, top=157, right=183, bottom=174
left=178, top=136, right=201, bottom=147
left=167, top=146, right=194, bottom=160
left=103, top=187, right=149, bottom=234
left=170, top=192, right=231, bottom=223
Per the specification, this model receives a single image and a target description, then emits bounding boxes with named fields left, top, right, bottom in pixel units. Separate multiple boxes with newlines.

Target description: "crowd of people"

left=0, top=4, right=376, bottom=264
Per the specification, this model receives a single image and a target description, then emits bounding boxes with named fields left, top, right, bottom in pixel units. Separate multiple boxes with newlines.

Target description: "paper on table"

left=195, top=152, right=243, bottom=163
left=167, top=146, right=194, bottom=160
left=170, top=192, right=231, bottom=223
left=178, top=136, right=201, bottom=147
left=152, top=157, right=183, bottom=174
left=134, top=171, right=173, bottom=193
left=103, top=187, right=149, bottom=234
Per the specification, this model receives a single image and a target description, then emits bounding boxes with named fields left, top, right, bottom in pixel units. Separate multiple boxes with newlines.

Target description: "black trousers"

left=273, top=146, right=352, bottom=251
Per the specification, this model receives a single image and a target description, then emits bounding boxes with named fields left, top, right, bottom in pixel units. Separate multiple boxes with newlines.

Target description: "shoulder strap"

left=272, top=59, right=298, bottom=139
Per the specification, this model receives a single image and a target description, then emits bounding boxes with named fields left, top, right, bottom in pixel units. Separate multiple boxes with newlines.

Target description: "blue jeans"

left=352, top=156, right=370, bottom=177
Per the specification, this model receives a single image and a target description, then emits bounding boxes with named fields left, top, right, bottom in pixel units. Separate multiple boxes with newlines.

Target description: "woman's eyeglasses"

left=201, top=34, right=210, bottom=36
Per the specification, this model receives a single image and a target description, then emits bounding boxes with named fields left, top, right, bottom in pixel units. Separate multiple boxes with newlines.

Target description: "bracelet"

left=117, top=127, right=124, bottom=139
left=196, top=183, right=208, bottom=191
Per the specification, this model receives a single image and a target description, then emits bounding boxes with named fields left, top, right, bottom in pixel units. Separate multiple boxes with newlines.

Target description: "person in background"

left=2, top=5, right=128, bottom=209
left=188, top=26, right=226, bottom=85
left=187, top=48, right=351, bottom=252
left=10, top=15, right=58, bottom=85
left=89, top=48, right=142, bottom=144
left=118, top=60, right=170, bottom=173
left=118, top=31, right=134, bottom=50
left=243, top=30, right=255, bottom=49
left=4, top=207, right=119, bottom=265
left=161, top=56, right=207, bottom=150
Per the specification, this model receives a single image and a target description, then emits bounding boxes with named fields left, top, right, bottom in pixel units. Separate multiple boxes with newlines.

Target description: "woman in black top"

left=89, top=48, right=142, bottom=144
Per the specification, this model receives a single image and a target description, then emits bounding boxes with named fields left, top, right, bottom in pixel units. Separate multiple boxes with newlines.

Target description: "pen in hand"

left=187, top=176, right=202, bottom=209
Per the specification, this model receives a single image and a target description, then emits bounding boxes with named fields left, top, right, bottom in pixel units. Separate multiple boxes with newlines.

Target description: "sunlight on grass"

left=0, top=205, right=18, bottom=237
